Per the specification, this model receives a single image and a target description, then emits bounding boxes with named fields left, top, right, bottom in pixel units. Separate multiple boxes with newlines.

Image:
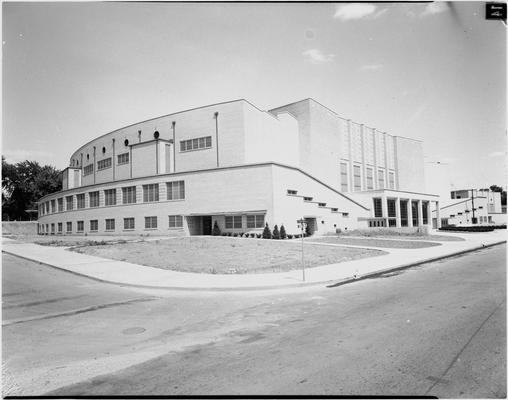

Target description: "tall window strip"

left=105, top=218, right=115, bottom=231
left=225, top=215, right=242, bottom=229
left=340, top=163, right=348, bottom=192
left=51, top=200, right=56, bottom=213
left=57, top=198, right=63, bottom=212
left=388, top=171, right=395, bottom=189
left=422, top=202, right=429, bottom=224
left=373, top=198, right=383, bottom=218
left=168, top=215, right=183, bottom=228
left=366, top=167, right=374, bottom=190
left=145, top=216, right=157, bottom=229
left=66, top=196, right=73, bottom=211
left=122, top=186, right=136, bottom=204
left=412, top=201, right=419, bottom=226
left=143, top=184, right=160, bottom=202
left=166, top=181, right=185, bottom=200
left=387, top=199, right=396, bottom=217
left=378, top=169, right=385, bottom=189
left=83, top=164, right=94, bottom=176
left=246, top=214, right=265, bottom=229
left=77, top=194, right=85, bottom=209
left=180, top=136, right=212, bottom=152
left=353, top=165, right=361, bottom=191
left=89, top=191, right=100, bottom=208
left=117, top=153, right=129, bottom=165
left=124, top=217, right=135, bottom=230
left=104, top=189, right=117, bottom=206
left=97, top=158, right=112, bottom=171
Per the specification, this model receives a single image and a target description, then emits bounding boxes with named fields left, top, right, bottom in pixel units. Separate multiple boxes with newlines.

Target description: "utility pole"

left=471, top=189, right=477, bottom=224
left=297, top=218, right=307, bottom=282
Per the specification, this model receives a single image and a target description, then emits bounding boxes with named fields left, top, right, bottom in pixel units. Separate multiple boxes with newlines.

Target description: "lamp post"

left=297, top=218, right=307, bottom=282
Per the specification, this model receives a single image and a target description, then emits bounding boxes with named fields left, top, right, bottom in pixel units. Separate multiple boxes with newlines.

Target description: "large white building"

left=37, top=98, right=440, bottom=236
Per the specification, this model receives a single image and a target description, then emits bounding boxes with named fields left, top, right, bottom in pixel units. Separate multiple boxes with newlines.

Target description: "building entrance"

left=202, top=216, right=212, bottom=235
left=304, top=217, right=317, bottom=236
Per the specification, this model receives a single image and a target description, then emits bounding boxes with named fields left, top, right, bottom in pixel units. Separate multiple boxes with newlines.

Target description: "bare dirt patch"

left=69, top=237, right=387, bottom=274
left=308, top=237, right=441, bottom=249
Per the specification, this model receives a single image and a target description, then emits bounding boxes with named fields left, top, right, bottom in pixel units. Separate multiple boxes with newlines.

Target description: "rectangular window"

left=366, top=167, right=374, bottom=190
left=97, top=158, right=112, bottom=171
left=77, top=221, right=84, bottom=232
left=45, top=202, right=50, bottom=213
left=90, top=220, right=98, bottom=231
left=342, top=213, right=349, bottom=217
left=388, top=172, right=395, bottom=189
left=89, top=191, right=100, bottom=208
left=412, top=201, right=419, bottom=226
left=57, top=198, right=63, bottom=212
left=51, top=223, right=55, bottom=234
left=66, top=222, right=72, bottom=233
left=180, top=136, right=212, bottom=152
left=145, top=216, right=157, bottom=229
left=318, top=202, right=327, bottom=207
left=117, top=153, right=129, bottom=165
left=340, top=162, right=348, bottom=192
left=124, top=217, right=135, bottom=230
left=143, top=183, right=159, bottom=202
left=77, top=193, right=85, bottom=209
left=225, top=215, right=242, bottom=229
left=66, top=196, right=73, bottom=211
left=422, top=202, right=429, bottom=225
left=166, top=181, right=185, bottom=200
left=246, top=214, right=264, bottom=229
left=83, top=164, right=94, bottom=176
left=353, top=165, right=361, bottom=191
left=400, top=201, right=408, bottom=226
left=104, top=189, right=117, bottom=206
left=287, top=190, right=297, bottom=195
left=122, top=186, right=137, bottom=204
left=378, top=169, right=385, bottom=189
left=373, top=198, right=383, bottom=218
left=168, top=215, right=183, bottom=228
left=57, top=222, right=62, bottom=233
left=105, top=218, right=115, bottom=231
left=387, top=199, right=396, bottom=218
left=303, top=196, right=313, bottom=202
left=51, top=200, right=56, bottom=213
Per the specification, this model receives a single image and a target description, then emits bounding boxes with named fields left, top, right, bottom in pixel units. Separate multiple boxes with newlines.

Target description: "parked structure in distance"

left=37, top=98, right=440, bottom=236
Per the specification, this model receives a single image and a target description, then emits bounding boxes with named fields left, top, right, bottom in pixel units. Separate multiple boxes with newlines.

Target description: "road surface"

left=2, top=244, right=506, bottom=397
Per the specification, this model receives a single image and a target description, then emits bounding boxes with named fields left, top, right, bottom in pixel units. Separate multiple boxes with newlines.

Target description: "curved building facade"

left=37, top=98, right=439, bottom=236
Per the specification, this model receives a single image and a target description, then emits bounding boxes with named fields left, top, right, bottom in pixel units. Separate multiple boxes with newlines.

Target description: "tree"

left=272, top=224, right=280, bottom=240
left=262, top=223, right=272, bottom=239
left=280, top=224, right=287, bottom=239
left=2, top=157, right=62, bottom=220
left=212, top=220, right=221, bottom=236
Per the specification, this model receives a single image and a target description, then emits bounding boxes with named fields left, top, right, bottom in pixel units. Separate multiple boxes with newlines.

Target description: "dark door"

left=202, top=216, right=212, bottom=235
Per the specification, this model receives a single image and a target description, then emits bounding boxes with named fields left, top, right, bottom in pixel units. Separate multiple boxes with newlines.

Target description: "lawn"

left=336, top=231, right=465, bottom=242
left=307, top=237, right=441, bottom=249
left=69, top=237, right=387, bottom=274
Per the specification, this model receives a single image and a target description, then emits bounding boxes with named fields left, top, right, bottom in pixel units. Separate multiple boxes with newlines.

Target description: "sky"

left=2, top=1, right=506, bottom=197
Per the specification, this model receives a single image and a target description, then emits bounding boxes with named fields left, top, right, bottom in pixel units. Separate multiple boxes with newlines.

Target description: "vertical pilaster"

left=417, top=200, right=423, bottom=227
left=435, top=201, right=441, bottom=229
left=360, top=124, right=366, bottom=190
left=395, top=197, right=401, bottom=227
left=407, top=199, right=413, bottom=227
left=382, top=194, right=388, bottom=227
left=347, top=120, right=353, bottom=191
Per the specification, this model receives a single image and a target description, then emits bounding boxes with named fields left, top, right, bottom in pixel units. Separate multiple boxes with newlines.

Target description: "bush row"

left=439, top=226, right=495, bottom=232
left=212, top=221, right=309, bottom=239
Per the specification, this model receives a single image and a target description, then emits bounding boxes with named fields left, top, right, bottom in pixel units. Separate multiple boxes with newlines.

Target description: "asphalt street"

left=2, top=244, right=506, bottom=397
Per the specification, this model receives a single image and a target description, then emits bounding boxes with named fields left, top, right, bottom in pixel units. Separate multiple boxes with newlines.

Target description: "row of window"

left=39, top=181, right=185, bottom=215
left=83, top=153, right=130, bottom=176
left=39, top=215, right=184, bottom=234
left=180, top=136, right=212, bottom=152
left=341, top=162, right=396, bottom=192
left=373, top=198, right=430, bottom=220
left=225, top=214, right=265, bottom=229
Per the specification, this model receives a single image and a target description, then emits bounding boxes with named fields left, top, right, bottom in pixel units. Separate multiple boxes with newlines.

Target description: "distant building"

left=37, top=98, right=439, bottom=236
left=433, top=188, right=506, bottom=227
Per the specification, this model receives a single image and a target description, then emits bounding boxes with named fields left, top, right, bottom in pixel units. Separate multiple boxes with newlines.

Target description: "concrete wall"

left=3, top=221, right=38, bottom=236
left=395, top=136, right=425, bottom=193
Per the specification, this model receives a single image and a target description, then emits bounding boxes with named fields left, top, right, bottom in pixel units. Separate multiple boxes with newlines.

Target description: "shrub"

left=227, top=232, right=232, bottom=237
left=233, top=233, right=238, bottom=237
left=287, top=234, right=293, bottom=239
left=280, top=225, right=287, bottom=239
left=262, top=223, right=272, bottom=239
left=256, top=233, right=262, bottom=238
left=212, top=221, right=221, bottom=236
left=272, top=225, right=280, bottom=240
left=222, top=232, right=227, bottom=236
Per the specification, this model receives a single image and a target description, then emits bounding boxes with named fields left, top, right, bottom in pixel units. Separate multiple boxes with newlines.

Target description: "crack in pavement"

left=2, top=294, right=89, bottom=309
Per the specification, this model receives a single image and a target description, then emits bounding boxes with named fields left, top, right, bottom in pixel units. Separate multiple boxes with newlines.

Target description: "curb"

left=3, top=240, right=506, bottom=292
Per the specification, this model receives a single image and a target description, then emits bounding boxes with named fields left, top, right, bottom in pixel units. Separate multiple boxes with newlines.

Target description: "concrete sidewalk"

left=2, top=231, right=506, bottom=291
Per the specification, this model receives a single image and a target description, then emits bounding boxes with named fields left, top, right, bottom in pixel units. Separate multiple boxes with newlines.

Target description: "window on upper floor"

left=366, top=167, right=374, bottom=190
left=340, top=162, right=348, bottom=192
left=66, top=196, right=73, bottom=211
left=180, top=136, right=212, bottom=152
left=166, top=181, right=185, bottom=200
left=378, top=169, right=385, bottom=189
left=57, top=198, right=63, bottom=212
left=353, top=165, right=361, bottom=191
left=83, top=164, right=94, bottom=176
left=122, top=186, right=136, bottom=204
left=97, top=158, right=112, bottom=171
left=388, top=171, right=395, bottom=189
left=117, top=153, right=129, bottom=165
left=104, top=189, right=117, bottom=206
left=77, top=193, right=85, bottom=209
left=143, top=184, right=159, bottom=202
left=89, top=191, right=99, bottom=208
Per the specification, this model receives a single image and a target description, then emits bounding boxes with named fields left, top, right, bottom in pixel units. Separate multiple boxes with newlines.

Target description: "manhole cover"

left=122, top=327, right=146, bottom=335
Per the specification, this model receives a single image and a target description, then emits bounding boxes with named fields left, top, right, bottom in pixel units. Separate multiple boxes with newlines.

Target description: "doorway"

left=304, top=217, right=317, bottom=236
left=202, top=216, right=212, bottom=235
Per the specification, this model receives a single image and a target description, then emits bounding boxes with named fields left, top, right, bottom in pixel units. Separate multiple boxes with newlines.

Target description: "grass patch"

left=70, top=237, right=387, bottom=274
left=333, top=230, right=464, bottom=242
